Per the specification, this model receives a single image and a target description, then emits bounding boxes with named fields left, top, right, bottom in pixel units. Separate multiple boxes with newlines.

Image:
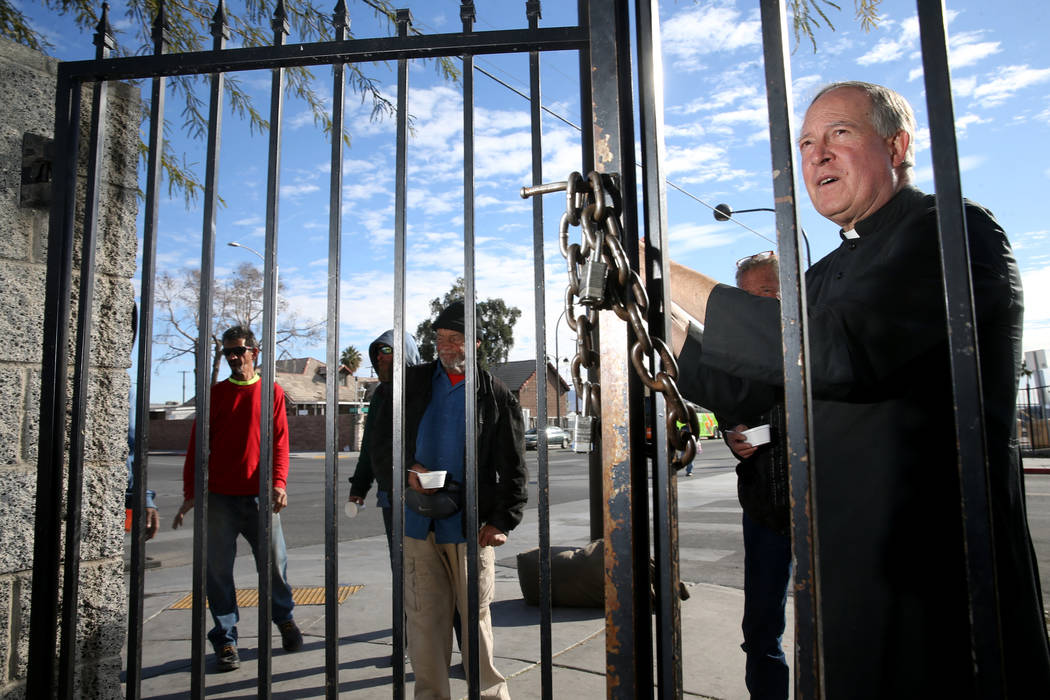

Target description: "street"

left=138, top=442, right=1050, bottom=604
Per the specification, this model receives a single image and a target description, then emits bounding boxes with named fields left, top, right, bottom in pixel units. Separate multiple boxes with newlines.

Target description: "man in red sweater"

left=172, top=325, right=302, bottom=672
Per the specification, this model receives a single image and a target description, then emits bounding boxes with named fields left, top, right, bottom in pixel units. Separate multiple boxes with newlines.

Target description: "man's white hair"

left=811, top=81, right=917, bottom=170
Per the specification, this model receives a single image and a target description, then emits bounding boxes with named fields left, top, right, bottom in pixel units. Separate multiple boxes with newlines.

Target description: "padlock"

left=572, top=414, right=595, bottom=453
left=578, top=259, right=607, bottom=306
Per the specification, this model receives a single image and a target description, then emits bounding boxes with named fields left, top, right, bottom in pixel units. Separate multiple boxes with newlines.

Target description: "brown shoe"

left=277, top=619, right=303, bottom=652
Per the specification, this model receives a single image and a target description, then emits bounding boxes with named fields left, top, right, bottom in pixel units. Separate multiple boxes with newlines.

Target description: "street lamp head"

left=713, top=203, right=734, bottom=221
left=227, top=241, right=264, bottom=262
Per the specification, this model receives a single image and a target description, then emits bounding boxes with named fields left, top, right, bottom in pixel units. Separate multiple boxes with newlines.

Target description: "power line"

left=430, top=1, right=775, bottom=246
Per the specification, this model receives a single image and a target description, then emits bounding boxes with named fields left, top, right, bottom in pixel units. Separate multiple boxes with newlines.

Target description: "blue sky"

left=21, top=0, right=1050, bottom=403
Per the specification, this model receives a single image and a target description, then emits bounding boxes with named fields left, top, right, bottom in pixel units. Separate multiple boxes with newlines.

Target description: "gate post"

left=585, top=1, right=653, bottom=696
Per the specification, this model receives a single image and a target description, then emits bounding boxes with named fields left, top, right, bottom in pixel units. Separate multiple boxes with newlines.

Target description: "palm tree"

left=340, top=345, right=362, bottom=375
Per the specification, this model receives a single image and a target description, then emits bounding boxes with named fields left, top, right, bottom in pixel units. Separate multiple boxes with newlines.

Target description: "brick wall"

left=148, top=412, right=366, bottom=453
left=516, top=366, right=567, bottom=426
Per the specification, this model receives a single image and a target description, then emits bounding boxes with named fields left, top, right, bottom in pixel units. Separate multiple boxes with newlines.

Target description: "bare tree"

left=154, top=261, right=322, bottom=387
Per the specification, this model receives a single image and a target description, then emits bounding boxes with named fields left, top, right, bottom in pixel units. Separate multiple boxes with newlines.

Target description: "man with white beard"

left=401, top=300, right=527, bottom=700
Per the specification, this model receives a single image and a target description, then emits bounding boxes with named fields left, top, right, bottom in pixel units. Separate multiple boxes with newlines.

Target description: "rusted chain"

left=522, top=171, right=698, bottom=466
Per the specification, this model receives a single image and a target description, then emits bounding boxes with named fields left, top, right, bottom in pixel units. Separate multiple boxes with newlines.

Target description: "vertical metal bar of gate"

left=257, top=3, right=290, bottom=694
left=323, top=2, right=349, bottom=697
left=757, top=2, right=824, bottom=697
left=585, top=2, right=652, bottom=695
left=126, top=4, right=169, bottom=697
left=526, top=1, right=555, bottom=697
left=634, top=0, right=684, bottom=695
left=391, top=10, right=412, bottom=697
left=190, top=4, right=229, bottom=695
left=58, top=10, right=113, bottom=697
left=26, top=72, right=79, bottom=698
left=916, top=1, right=1004, bottom=693
left=460, top=3, right=483, bottom=696
left=576, top=0, right=603, bottom=545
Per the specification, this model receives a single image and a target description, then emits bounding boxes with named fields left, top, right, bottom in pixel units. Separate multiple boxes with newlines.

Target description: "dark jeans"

left=206, top=493, right=295, bottom=649
left=741, top=511, right=792, bottom=700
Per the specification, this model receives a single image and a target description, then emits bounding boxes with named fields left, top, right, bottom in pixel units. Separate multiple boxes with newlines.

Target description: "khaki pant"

left=404, top=532, right=510, bottom=700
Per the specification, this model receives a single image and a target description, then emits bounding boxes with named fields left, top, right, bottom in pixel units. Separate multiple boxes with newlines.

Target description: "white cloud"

left=668, top=222, right=749, bottom=258
left=952, top=76, right=978, bottom=97
left=954, top=113, right=986, bottom=134
left=973, top=65, right=1050, bottom=107
left=857, top=39, right=908, bottom=65
left=661, top=5, right=761, bottom=72
left=911, top=154, right=984, bottom=186
left=949, top=36, right=1001, bottom=70
left=280, top=183, right=320, bottom=198
left=672, top=85, right=759, bottom=116
left=664, top=143, right=726, bottom=177
left=711, top=106, right=769, bottom=129
left=287, top=109, right=319, bottom=130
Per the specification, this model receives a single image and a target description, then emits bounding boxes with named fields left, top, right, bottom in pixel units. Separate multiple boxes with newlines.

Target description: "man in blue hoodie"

left=348, top=329, right=421, bottom=558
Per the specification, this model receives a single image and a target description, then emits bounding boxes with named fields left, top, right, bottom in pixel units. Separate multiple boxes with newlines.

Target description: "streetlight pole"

left=554, top=308, right=567, bottom=427
left=713, top=202, right=812, bottom=268
left=227, top=240, right=279, bottom=297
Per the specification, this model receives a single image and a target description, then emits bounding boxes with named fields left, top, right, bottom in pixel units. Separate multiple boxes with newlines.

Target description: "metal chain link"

left=522, top=172, right=698, bottom=468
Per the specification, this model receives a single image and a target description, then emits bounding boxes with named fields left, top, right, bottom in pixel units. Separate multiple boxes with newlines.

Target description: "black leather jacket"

left=403, top=361, right=528, bottom=535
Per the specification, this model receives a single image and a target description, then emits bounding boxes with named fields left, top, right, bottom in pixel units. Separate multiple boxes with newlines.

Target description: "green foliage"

left=789, top=0, right=881, bottom=51
left=340, top=344, right=362, bottom=374
left=0, top=0, right=459, bottom=205
left=415, top=278, right=522, bottom=371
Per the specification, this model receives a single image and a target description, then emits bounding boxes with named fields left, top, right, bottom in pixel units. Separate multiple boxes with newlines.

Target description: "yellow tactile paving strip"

left=169, top=585, right=362, bottom=610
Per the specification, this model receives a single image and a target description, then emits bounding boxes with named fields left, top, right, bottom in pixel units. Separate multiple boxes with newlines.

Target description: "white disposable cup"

left=742, top=424, right=771, bottom=447
left=416, top=470, right=447, bottom=489
left=344, top=501, right=361, bottom=518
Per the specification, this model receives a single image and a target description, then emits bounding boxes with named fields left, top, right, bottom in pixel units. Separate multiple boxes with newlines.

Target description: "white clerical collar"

left=841, top=228, right=860, bottom=239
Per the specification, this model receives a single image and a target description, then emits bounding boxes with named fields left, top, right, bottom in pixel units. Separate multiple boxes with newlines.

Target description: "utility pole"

left=179, top=370, right=191, bottom=404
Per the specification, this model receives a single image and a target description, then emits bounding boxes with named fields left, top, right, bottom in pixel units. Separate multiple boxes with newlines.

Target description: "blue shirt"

left=405, top=364, right=466, bottom=543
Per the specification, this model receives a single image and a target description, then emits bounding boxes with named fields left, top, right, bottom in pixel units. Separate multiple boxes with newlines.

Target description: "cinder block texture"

left=0, top=469, right=35, bottom=573
left=0, top=262, right=46, bottom=364
left=0, top=127, right=33, bottom=261
left=0, top=35, right=140, bottom=695
left=74, top=560, right=126, bottom=665
left=0, top=368, right=26, bottom=465
left=77, top=457, right=127, bottom=561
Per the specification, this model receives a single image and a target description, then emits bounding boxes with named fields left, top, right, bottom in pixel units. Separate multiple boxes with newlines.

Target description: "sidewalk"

left=130, top=458, right=1050, bottom=698
left=128, top=471, right=772, bottom=699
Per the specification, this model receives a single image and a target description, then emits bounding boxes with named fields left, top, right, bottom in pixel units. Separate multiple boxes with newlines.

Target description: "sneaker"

left=216, top=644, right=240, bottom=672
left=277, top=619, right=303, bottom=652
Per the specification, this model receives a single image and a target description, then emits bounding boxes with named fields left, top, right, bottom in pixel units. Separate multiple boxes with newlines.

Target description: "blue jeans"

left=741, top=511, right=792, bottom=700
left=206, top=493, right=295, bottom=649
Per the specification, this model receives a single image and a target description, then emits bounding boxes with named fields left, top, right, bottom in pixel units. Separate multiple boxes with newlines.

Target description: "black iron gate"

left=25, top=0, right=1011, bottom=698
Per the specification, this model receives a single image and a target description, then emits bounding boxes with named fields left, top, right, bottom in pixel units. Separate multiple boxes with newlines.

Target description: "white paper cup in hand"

left=345, top=501, right=361, bottom=518
left=416, top=470, right=447, bottom=489
left=742, top=424, right=771, bottom=447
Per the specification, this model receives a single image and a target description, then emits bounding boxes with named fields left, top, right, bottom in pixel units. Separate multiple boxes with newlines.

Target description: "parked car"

left=524, top=425, right=570, bottom=450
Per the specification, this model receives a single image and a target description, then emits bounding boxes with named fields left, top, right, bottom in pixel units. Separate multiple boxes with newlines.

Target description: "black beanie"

left=433, top=300, right=465, bottom=334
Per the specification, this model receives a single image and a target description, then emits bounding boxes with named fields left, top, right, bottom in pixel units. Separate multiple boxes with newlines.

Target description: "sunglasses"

left=377, top=346, right=394, bottom=355
left=221, top=345, right=252, bottom=358
left=736, top=250, right=775, bottom=268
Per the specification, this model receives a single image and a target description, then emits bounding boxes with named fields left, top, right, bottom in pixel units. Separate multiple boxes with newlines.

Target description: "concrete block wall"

left=0, top=37, right=139, bottom=697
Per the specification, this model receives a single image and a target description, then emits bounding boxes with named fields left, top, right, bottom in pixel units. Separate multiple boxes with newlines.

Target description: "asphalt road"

left=136, top=442, right=1050, bottom=603
left=139, top=441, right=737, bottom=577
